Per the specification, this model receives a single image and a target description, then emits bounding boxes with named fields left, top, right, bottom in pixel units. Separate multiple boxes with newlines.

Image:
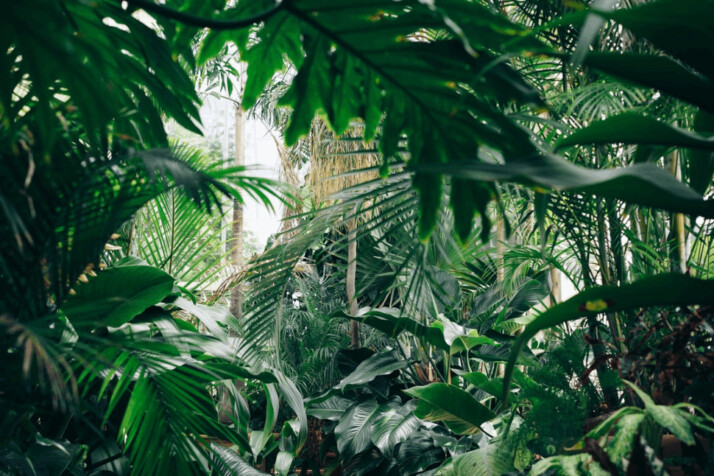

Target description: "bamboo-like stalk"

left=667, top=150, right=687, bottom=273
left=347, top=219, right=360, bottom=348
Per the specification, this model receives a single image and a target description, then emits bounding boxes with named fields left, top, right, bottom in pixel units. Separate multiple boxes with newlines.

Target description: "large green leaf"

left=551, top=0, right=714, bottom=113
left=1, top=0, right=201, bottom=151
left=624, top=381, right=696, bottom=446
left=432, top=318, right=497, bottom=354
left=370, top=400, right=421, bottom=458
left=61, top=265, right=175, bottom=327
left=421, top=155, right=714, bottom=219
left=211, top=443, right=267, bottom=476
left=581, top=53, right=714, bottom=114
left=334, top=399, right=383, bottom=462
left=274, top=371, right=308, bottom=476
left=606, top=0, right=714, bottom=84
left=249, top=384, right=279, bottom=459
left=306, top=395, right=354, bottom=421
left=336, top=308, right=450, bottom=352
left=503, top=274, right=714, bottom=399
left=606, top=413, right=645, bottom=467
left=405, top=383, right=496, bottom=435
left=685, top=110, right=714, bottom=194
left=170, top=297, right=239, bottom=342
left=435, top=439, right=516, bottom=476
left=332, top=349, right=409, bottom=395
left=336, top=308, right=494, bottom=355
left=395, top=430, right=449, bottom=474
left=462, top=372, right=505, bottom=400
left=556, top=112, right=714, bottom=151
left=25, top=436, right=86, bottom=476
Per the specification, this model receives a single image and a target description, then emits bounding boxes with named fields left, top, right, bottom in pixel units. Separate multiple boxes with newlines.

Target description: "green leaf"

left=170, top=297, right=238, bottom=342
left=531, top=453, right=611, bottom=476
left=624, top=381, right=696, bottom=446
left=336, top=308, right=493, bottom=355
left=607, top=0, right=714, bottom=83
left=211, top=443, right=267, bottom=476
left=607, top=413, right=645, bottom=467
left=435, top=440, right=515, bottom=476
left=462, top=372, right=505, bottom=400
left=503, top=274, right=714, bottom=399
left=431, top=319, right=496, bottom=355
left=586, top=407, right=643, bottom=441
left=278, top=36, right=331, bottom=145
left=336, top=308, right=451, bottom=351
left=556, top=112, right=714, bottom=151
left=334, top=399, right=383, bottom=462
left=334, top=349, right=408, bottom=393
left=582, top=52, right=714, bottom=113
left=61, top=265, right=175, bottom=327
left=241, top=0, right=543, bottom=241
left=242, top=11, right=303, bottom=110
left=306, top=396, right=354, bottom=421
left=26, top=435, right=86, bottom=476
left=420, top=155, right=714, bottom=219
left=685, top=110, right=714, bottom=194
left=405, top=383, right=496, bottom=435
left=249, top=384, right=279, bottom=459
left=274, top=370, right=307, bottom=475
left=370, top=400, right=420, bottom=458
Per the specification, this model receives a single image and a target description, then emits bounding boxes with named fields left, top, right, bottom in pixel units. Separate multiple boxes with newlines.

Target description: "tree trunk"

left=496, top=217, right=505, bottom=377
left=229, top=104, right=245, bottom=320
left=347, top=220, right=360, bottom=348
left=219, top=103, right=245, bottom=424
left=496, top=217, right=505, bottom=283
left=667, top=150, right=687, bottom=273
left=549, top=267, right=561, bottom=306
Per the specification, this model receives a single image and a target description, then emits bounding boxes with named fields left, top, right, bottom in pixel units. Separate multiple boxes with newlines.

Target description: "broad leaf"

left=306, top=396, right=354, bottom=421
left=420, top=155, right=714, bottom=219
left=556, top=112, right=714, bottom=151
left=61, top=266, right=174, bottom=327
left=211, top=443, right=267, bottom=476
left=336, top=308, right=494, bottom=355
left=435, top=440, right=516, bottom=476
left=624, top=381, right=696, bottom=446
left=503, top=274, right=714, bottom=399
left=405, top=383, right=496, bottom=435
left=370, top=400, right=421, bottom=458
left=606, top=413, right=645, bottom=467
left=334, top=400, right=383, bottom=462
left=333, top=349, right=408, bottom=394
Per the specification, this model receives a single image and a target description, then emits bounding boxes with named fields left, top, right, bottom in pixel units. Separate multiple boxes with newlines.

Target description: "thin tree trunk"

left=496, top=217, right=505, bottom=282
left=496, top=217, right=505, bottom=377
left=229, top=105, right=245, bottom=320
left=219, top=102, right=245, bottom=424
left=347, top=220, right=360, bottom=348
left=593, top=153, right=620, bottom=408
left=549, top=267, right=561, bottom=306
left=667, top=150, right=687, bottom=273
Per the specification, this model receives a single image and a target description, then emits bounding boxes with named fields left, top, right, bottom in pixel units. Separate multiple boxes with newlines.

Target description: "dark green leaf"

left=61, top=266, right=175, bottom=327
left=504, top=274, right=714, bottom=399
left=405, top=383, right=496, bottom=435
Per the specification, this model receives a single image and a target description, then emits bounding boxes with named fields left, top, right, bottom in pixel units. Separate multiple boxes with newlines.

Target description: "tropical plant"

left=5, top=0, right=714, bottom=474
left=0, top=1, right=286, bottom=473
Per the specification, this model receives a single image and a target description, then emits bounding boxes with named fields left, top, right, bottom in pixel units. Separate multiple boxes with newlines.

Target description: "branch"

left=123, top=0, right=284, bottom=30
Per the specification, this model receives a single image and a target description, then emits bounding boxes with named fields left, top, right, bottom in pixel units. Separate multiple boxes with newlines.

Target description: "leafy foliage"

left=4, top=0, right=714, bottom=474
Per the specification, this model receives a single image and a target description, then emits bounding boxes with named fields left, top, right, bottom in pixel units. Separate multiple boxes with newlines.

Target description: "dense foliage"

left=2, top=0, right=714, bottom=475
